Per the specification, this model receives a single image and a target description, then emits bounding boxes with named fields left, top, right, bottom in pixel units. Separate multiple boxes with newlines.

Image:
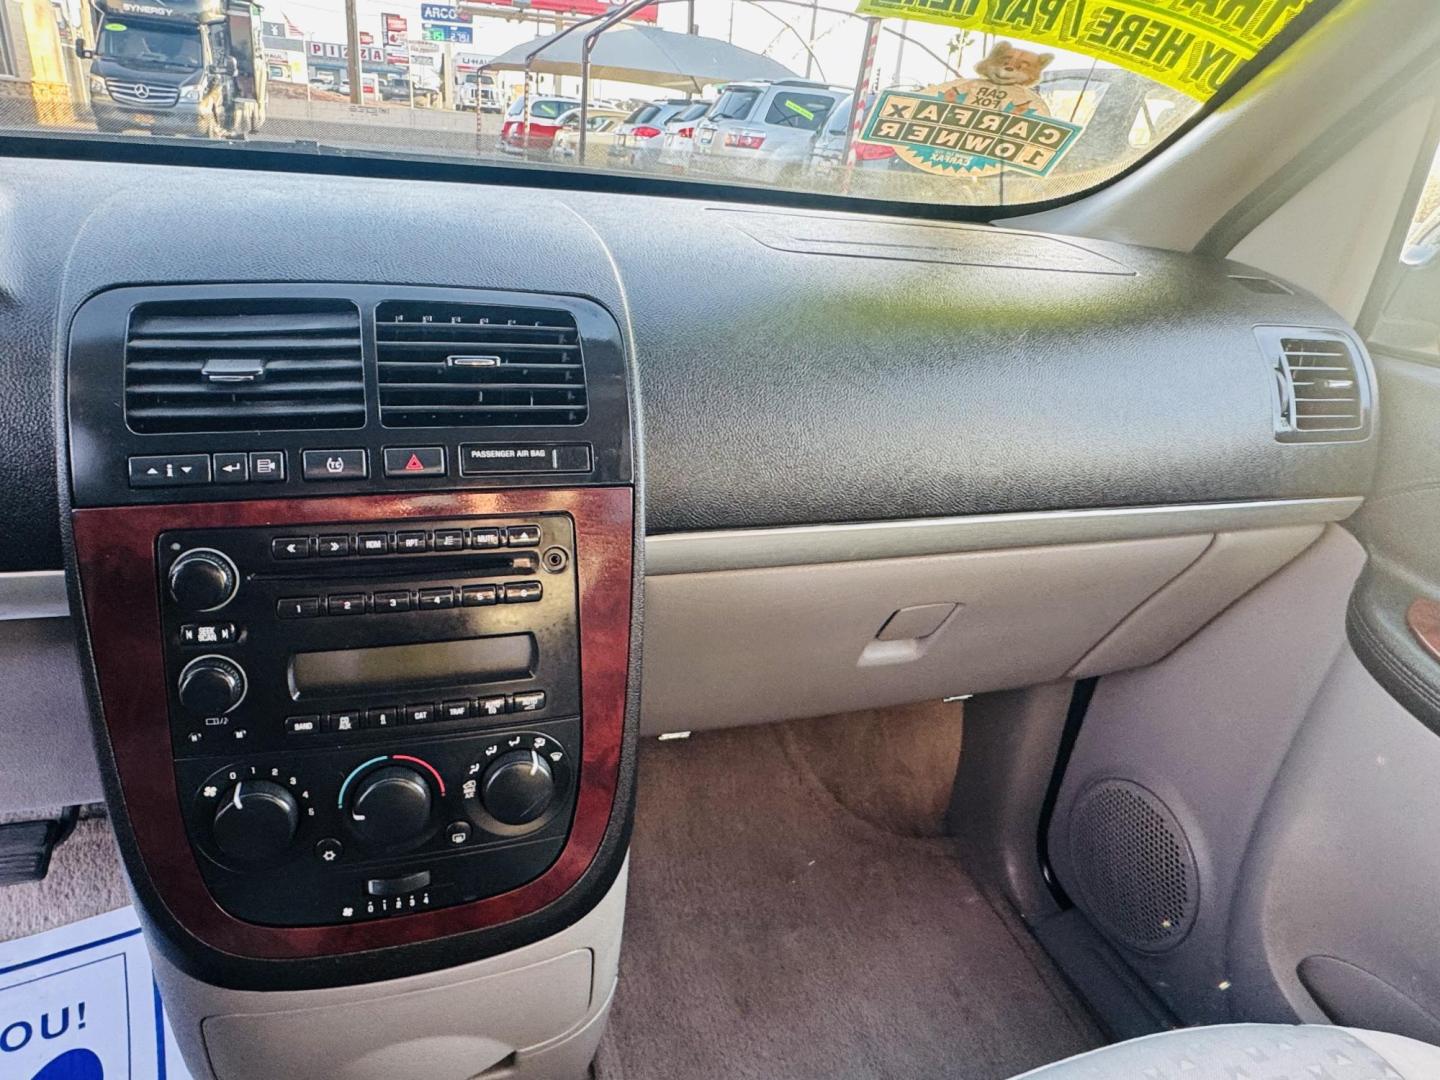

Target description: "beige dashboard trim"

left=644, top=498, right=1363, bottom=575
left=0, top=570, right=70, bottom=620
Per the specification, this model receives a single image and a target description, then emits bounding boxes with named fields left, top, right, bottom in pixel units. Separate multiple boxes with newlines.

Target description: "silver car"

left=611, top=99, right=699, bottom=167
left=691, top=79, right=848, bottom=183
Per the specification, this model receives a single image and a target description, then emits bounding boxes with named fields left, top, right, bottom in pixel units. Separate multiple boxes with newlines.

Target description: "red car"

left=498, top=95, right=581, bottom=155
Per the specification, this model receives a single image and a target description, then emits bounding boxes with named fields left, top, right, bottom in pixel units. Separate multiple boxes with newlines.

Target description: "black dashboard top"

left=0, top=154, right=1379, bottom=570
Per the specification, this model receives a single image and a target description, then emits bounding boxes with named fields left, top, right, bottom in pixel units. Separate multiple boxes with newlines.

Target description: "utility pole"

left=804, top=0, right=818, bottom=80
left=344, top=0, right=362, bottom=104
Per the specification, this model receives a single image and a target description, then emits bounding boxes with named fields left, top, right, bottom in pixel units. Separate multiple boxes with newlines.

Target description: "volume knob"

left=169, top=548, right=239, bottom=612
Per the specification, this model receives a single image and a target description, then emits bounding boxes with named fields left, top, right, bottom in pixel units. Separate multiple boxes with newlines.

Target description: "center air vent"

left=1257, top=327, right=1372, bottom=443
left=124, top=299, right=364, bottom=434
left=376, top=301, right=587, bottom=428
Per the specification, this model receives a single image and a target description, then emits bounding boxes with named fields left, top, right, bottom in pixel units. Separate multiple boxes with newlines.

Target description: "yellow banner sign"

left=852, top=0, right=1319, bottom=100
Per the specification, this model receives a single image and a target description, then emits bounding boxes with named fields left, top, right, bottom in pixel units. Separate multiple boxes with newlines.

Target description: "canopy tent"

left=484, top=26, right=798, bottom=92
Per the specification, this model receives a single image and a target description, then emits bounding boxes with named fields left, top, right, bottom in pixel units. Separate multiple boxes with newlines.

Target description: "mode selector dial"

left=169, top=548, right=239, bottom=612
left=482, top=750, right=556, bottom=826
left=178, top=655, right=247, bottom=715
left=212, top=780, right=298, bottom=863
left=346, top=765, right=433, bottom=848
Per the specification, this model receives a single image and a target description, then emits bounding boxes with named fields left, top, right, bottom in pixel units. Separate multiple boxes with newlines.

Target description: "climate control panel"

left=179, top=721, right=578, bottom=926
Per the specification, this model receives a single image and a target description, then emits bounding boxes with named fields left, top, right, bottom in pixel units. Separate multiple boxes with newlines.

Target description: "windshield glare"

left=10, top=0, right=1322, bottom=210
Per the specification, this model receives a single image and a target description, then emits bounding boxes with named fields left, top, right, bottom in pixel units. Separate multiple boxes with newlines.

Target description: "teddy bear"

left=930, top=40, right=1055, bottom=117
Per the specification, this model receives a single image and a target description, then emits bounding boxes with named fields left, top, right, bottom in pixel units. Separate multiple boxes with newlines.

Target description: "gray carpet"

left=596, top=722, right=1104, bottom=1080
left=0, top=814, right=131, bottom=941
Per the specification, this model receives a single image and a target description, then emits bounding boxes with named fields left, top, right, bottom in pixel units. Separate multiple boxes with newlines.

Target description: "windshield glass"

left=96, top=22, right=203, bottom=71
left=8, top=0, right=1324, bottom=211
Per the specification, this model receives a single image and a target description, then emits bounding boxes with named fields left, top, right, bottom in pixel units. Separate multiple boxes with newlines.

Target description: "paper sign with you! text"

left=0, top=907, right=192, bottom=1080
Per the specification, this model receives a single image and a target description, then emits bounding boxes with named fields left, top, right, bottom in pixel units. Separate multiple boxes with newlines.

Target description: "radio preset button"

left=461, top=584, right=498, bottom=607
left=277, top=596, right=320, bottom=619
left=396, top=530, right=429, bottom=553
left=433, top=529, right=464, bottom=550
left=285, top=715, right=321, bottom=736
left=272, top=536, right=312, bottom=560
left=357, top=533, right=390, bottom=556
left=511, top=691, right=547, bottom=713
left=503, top=581, right=543, bottom=603
left=317, top=535, right=350, bottom=557
left=441, top=700, right=471, bottom=721
left=404, top=703, right=436, bottom=724
left=468, top=528, right=503, bottom=550
left=367, top=707, right=401, bottom=729
left=328, top=593, right=367, bottom=615
left=418, top=588, right=455, bottom=610
left=476, top=695, right=508, bottom=718
left=302, top=449, right=368, bottom=481
left=375, top=590, right=412, bottom=613
left=506, top=525, right=542, bottom=547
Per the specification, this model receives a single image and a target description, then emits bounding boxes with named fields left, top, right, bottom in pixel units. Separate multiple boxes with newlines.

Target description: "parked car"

left=651, top=101, right=712, bottom=173
left=611, top=99, right=699, bottom=166
left=497, top=94, right=581, bottom=156
left=550, top=106, right=629, bottom=164
left=809, top=91, right=904, bottom=173
left=691, top=79, right=848, bottom=183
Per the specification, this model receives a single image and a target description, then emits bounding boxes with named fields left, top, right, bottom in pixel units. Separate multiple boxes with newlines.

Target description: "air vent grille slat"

left=124, top=299, right=364, bottom=434
left=1262, top=329, right=1371, bottom=443
left=376, top=301, right=588, bottom=429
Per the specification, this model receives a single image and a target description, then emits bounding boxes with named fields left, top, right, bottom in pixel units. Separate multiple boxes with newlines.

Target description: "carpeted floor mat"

left=595, top=723, right=1104, bottom=1080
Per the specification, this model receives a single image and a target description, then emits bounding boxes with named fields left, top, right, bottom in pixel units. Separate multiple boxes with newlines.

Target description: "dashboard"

left=0, top=152, right=1380, bottom=1011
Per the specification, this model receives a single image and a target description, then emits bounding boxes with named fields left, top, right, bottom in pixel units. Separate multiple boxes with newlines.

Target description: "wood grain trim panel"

left=72, top=487, right=633, bottom=959
left=1408, top=597, right=1440, bottom=666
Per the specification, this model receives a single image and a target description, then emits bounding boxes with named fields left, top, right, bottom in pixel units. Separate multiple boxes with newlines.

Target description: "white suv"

left=691, top=79, right=849, bottom=183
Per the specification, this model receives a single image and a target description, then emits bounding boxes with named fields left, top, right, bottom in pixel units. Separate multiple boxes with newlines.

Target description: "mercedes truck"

left=78, top=0, right=266, bottom=137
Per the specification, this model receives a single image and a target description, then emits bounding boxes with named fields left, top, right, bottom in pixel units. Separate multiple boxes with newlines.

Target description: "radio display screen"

left=290, top=634, right=537, bottom=697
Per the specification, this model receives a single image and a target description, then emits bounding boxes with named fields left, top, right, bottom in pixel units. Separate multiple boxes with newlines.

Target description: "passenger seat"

left=1011, top=1023, right=1440, bottom=1078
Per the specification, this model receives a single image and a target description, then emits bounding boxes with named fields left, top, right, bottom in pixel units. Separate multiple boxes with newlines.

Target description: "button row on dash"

left=129, top=451, right=285, bottom=488
left=275, top=581, right=542, bottom=619
left=271, top=525, right=540, bottom=561
left=285, top=691, right=546, bottom=736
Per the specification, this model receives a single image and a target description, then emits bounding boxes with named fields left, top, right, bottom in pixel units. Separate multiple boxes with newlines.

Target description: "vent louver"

left=1259, top=328, right=1372, bottom=443
left=376, top=301, right=587, bottom=428
left=124, top=299, right=364, bottom=434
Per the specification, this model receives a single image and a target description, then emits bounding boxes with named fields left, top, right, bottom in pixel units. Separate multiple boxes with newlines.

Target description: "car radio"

left=155, top=512, right=583, bottom=927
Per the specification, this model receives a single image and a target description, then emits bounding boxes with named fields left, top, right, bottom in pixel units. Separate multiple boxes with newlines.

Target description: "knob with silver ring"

left=168, top=547, right=240, bottom=612
left=177, top=653, right=247, bottom=715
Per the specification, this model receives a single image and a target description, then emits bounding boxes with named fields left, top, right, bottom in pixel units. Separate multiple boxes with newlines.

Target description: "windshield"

left=96, top=22, right=204, bottom=71
left=12, top=0, right=1324, bottom=211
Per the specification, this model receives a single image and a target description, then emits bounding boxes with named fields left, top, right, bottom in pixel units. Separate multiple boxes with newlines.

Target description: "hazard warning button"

left=382, top=446, right=446, bottom=478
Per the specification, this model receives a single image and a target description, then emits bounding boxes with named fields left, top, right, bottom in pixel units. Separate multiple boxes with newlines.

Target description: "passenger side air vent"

left=376, top=301, right=587, bottom=428
left=124, top=299, right=364, bottom=434
left=1257, top=327, right=1373, bottom=443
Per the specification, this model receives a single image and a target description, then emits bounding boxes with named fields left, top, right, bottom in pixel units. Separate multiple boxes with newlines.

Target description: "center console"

left=62, top=284, right=639, bottom=1079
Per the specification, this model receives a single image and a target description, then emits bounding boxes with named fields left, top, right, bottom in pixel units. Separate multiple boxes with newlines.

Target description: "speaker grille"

left=1068, top=779, right=1197, bottom=953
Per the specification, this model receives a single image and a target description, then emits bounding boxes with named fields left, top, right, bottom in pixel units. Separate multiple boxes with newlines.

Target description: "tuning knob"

left=212, top=780, right=298, bottom=863
left=178, top=655, right=247, bottom=715
left=482, top=749, right=556, bottom=826
left=169, top=548, right=239, bottom=612
left=346, top=765, right=433, bottom=847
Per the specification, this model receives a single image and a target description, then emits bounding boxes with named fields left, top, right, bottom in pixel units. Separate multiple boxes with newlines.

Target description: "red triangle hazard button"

left=404, top=453, right=425, bottom=471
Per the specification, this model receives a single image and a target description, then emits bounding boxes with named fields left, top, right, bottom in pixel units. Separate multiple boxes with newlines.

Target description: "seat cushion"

left=1010, top=1023, right=1440, bottom=1079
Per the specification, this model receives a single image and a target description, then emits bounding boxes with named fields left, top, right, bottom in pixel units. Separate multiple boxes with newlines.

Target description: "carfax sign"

left=861, top=89, right=1083, bottom=176
left=853, top=0, right=1319, bottom=101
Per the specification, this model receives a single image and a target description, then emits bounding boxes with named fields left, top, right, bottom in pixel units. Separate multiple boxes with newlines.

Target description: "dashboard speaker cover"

left=1067, top=778, right=1198, bottom=953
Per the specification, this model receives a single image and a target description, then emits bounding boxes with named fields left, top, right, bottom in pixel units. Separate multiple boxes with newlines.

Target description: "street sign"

left=422, top=23, right=472, bottom=42
left=420, top=3, right=471, bottom=24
